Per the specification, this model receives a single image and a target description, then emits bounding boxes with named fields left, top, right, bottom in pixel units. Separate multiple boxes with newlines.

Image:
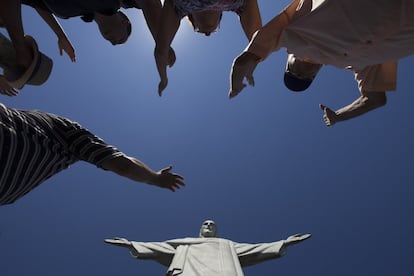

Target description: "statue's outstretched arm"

left=284, top=233, right=311, bottom=246
left=104, top=237, right=132, bottom=248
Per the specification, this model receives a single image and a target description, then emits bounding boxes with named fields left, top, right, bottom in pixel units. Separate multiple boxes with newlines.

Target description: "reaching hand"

left=167, top=47, right=176, bottom=67
left=158, top=77, right=168, bottom=96
left=153, top=166, right=185, bottom=192
left=320, top=104, right=337, bottom=126
left=229, top=51, right=259, bottom=99
left=284, top=233, right=311, bottom=246
left=0, top=75, right=19, bottom=96
left=155, top=46, right=174, bottom=96
left=58, top=37, right=76, bottom=62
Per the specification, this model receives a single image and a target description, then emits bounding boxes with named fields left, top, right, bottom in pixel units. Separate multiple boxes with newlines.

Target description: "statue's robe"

left=129, top=237, right=286, bottom=276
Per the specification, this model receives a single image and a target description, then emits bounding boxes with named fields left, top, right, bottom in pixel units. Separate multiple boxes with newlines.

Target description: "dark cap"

left=284, top=54, right=322, bottom=92
left=283, top=71, right=313, bottom=92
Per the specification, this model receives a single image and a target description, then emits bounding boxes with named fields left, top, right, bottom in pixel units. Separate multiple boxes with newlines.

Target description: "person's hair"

left=117, top=11, right=132, bottom=44
left=97, top=11, right=132, bottom=45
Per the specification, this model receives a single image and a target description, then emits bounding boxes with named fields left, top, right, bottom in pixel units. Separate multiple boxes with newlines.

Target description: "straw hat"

left=4, top=35, right=53, bottom=89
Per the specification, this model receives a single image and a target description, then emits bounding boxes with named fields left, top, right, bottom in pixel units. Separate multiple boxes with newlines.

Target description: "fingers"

left=301, top=233, right=312, bottom=240
left=167, top=174, right=185, bottom=192
left=104, top=238, right=121, bottom=244
left=156, top=166, right=185, bottom=192
left=229, top=52, right=259, bottom=99
left=160, top=166, right=172, bottom=173
left=66, top=51, right=76, bottom=62
left=69, top=51, right=76, bottom=62
left=286, top=233, right=311, bottom=245
left=0, top=87, right=19, bottom=96
left=168, top=47, right=176, bottom=67
left=229, top=66, right=247, bottom=99
left=229, top=61, right=246, bottom=99
left=104, top=237, right=131, bottom=246
left=59, top=43, right=76, bottom=62
left=228, top=84, right=246, bottom=99
left=158, top=79, right=168, bottom=97
left=323, top=116, right=332, bottom=126
left=246, top=74, right=255, bottom=87
left=64, top=47, right=76, bottom=62
left=155, top=51, right=169, bottom=96
left=320, top=104, right=336, bottom=126
left=0, top=76, right=20, bottom=96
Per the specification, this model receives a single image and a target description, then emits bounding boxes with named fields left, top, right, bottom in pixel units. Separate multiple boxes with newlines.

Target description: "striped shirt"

left=22, top=0, right=142, bottom=22
left=173, top=0, right=245, bottom=17
left=0, top=104, right=124, bottom=205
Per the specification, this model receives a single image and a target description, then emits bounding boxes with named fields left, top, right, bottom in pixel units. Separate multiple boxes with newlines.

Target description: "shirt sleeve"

left=70, top=129, right=124, bottom=168
left=245, top=0, right=303, bottom=59
left=121, top=0, right=142, bottom=9
left=353, top=61, right=398, bottom=92
left=51, top=116, right=125, bottom=168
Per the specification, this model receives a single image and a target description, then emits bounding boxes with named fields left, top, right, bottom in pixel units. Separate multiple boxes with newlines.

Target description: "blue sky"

left=1, top=1, right=414, bottom=275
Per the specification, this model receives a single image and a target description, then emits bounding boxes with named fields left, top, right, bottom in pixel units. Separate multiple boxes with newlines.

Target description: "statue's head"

left=199, top=220, right=217, bottom=238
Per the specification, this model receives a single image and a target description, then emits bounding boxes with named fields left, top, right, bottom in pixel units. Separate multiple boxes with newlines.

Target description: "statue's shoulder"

left=166, top=237, right=203, bottom=245
left=166, top=237, right=230, bottom=245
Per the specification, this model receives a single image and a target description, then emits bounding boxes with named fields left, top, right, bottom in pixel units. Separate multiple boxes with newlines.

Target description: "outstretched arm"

left=0, top=0, right=32, bottom=72
left=100, top=155, right=185, bottom=192
left=320, top=91, right=387, bottom=126
left=34, top=8, right=76, bottom=62
left=237, top=233, right=311, bottom=267
left=140, top=0, right=176, bottom=70
left=139, top=0, right=163, bottom=40
left=105, top=237, right=132, bottom=248
left=154, top=0, right=180, bottom=96
left=229, top=0, right=300, bottom=98
left=105, top=238, right=175, bottom=264
left=238, top=0, right=262, bottom=41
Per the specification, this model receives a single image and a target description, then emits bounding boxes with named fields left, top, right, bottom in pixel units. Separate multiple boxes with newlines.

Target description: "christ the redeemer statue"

left=105, top=219, right=311, bottom=275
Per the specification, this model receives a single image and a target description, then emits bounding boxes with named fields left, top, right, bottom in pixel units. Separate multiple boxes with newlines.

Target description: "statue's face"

left=199, top=220, right=217, bottom=238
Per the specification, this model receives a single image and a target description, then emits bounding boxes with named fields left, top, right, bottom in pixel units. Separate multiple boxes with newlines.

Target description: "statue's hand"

left=104, top=237, right=132, bottom=246
left=284, top=233, right=311, bottom=246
